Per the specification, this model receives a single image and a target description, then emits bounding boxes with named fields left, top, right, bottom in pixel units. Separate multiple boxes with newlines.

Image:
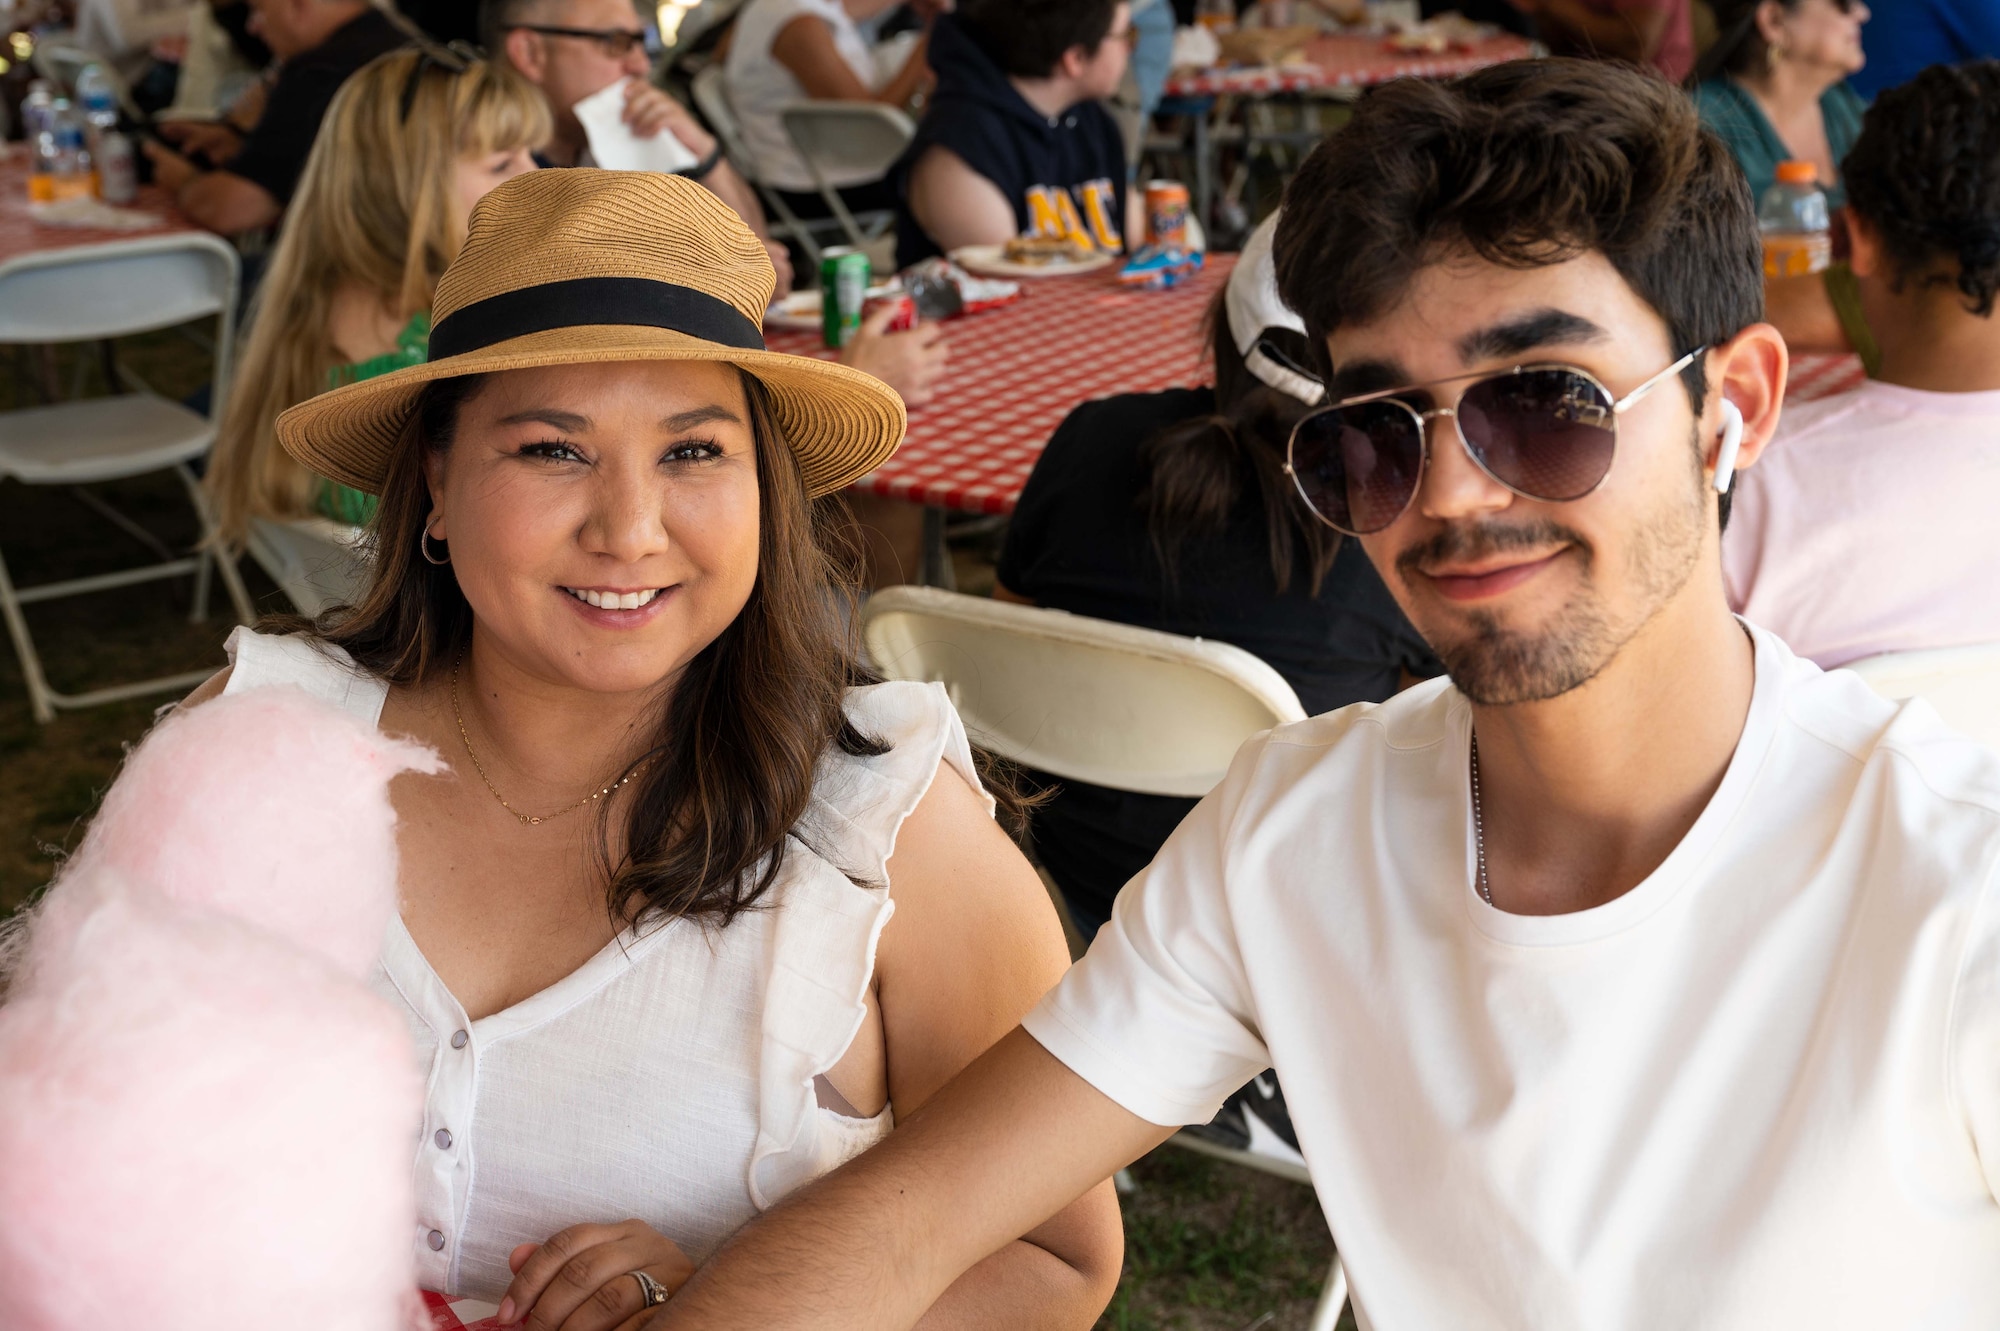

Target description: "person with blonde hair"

left=207, top=48, right=550, bottom=545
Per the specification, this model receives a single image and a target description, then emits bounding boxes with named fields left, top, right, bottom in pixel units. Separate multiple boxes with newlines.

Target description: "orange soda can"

left=1144, top=180, right=1191, bottom=250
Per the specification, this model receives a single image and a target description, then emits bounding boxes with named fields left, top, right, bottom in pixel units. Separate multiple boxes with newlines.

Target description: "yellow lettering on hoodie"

left=1025, top=186, right=1065, bottom=238
left=1080, top=179, right=1122, bottom=251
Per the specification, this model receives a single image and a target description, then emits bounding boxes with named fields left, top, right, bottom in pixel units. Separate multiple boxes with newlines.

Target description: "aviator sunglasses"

left=1283, top=350, right=1704, bottom=536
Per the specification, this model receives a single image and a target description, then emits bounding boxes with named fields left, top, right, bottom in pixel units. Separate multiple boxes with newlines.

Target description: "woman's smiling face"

left=423, top=359, right=763, bottom=695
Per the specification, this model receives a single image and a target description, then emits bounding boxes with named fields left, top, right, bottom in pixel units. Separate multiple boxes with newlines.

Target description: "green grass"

left=1, top=331, right=1344, bottom=1330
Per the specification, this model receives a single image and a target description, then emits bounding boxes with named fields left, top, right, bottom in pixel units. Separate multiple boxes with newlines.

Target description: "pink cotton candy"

left=66, top=685, right=440, bottom=978
left=0, top=688, right=437, bottom=1331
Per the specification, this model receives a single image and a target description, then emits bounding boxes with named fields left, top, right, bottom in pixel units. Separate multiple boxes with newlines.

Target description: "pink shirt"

left=1724, top=379, right=2000, bottom=668
left=1565, top=0, right=1694, bottom=83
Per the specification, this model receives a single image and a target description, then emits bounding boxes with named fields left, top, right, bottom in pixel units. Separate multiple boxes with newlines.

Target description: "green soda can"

left=820, top=246, right=871, bottom=349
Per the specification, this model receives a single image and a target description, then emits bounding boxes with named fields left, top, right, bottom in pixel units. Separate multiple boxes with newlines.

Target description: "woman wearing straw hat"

left=181, top=169, right=1120, bottom=1327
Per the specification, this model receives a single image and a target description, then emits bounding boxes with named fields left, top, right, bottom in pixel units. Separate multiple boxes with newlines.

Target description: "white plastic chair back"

left=0, top=232, right=239, bottom=347
left=1843, top=642, right=2000, bottom=749
left=0, top=233, right=238, bottom=468
left=860, top=587, right=1306, bottom=799
left=778, top=101, right=915, bottom=183
left=246, top=517, right=370, bottom=618
left=690, top=65, right=757, bottom=178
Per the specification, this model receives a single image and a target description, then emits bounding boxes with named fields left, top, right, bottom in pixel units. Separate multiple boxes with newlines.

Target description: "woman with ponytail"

left=995, top=213, right=1437, bottom=943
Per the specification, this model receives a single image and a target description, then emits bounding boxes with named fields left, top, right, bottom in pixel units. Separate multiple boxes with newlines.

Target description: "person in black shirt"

left=895, top=0, right=1133, bottom=268
left=143, top=0, right=406, bottom=234
left=996, top=213, right=1440, bottom=940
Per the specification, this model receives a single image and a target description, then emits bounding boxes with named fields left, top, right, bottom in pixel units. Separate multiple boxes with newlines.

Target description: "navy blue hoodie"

left=893, top=13, right=1128, bottom=269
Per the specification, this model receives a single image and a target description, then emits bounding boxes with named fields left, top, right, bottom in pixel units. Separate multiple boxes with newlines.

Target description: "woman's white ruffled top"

left=222, top=628, right=989, bottom=1298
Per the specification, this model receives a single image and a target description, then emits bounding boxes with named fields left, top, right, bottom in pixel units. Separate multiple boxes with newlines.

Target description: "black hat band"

left=428, top=275, right=767, bottom=362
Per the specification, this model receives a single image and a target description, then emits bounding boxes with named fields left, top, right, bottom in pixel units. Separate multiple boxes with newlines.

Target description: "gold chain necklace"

left=449, top=658, right=646, bottom=826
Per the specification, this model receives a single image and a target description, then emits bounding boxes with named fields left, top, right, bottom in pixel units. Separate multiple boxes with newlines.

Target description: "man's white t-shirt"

left=1024, top=625, right=2000, bottom=1329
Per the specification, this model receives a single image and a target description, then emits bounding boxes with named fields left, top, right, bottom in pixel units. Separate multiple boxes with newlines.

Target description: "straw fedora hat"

left=276, top=169, right=905, bottom=499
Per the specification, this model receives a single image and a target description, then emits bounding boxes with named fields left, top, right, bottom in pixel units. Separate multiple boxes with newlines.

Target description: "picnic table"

left=1163, top=30, right=1538, bottom=98
left=1786, top=351, right=1865, bottom=402
left=1159, top=31, right=1537, bottom=225
left=766, top=255, right=1235, bottom=516
left=0, top=147, right=195, bottom=267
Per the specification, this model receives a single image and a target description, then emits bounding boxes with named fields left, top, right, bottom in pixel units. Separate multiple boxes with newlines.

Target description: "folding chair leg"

left=0, top=542, right=57, bottom=724
left=175, top=464, right=255, bottom=627
left=1307, top=1253, right=1347, bottom=1331
left=190, top=545, right=213, bottom=622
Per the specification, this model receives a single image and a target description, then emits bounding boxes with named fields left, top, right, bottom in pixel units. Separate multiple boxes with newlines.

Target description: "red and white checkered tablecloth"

left=766, top=257, right=1234, bottom=516
left=1785, top=350, right=1866, bottom=402
left=1163, top=32, right=1537, bottom=98
left=0, top=147, right=194, bottom=268
left=421, top=1290, right=506, bottom=1330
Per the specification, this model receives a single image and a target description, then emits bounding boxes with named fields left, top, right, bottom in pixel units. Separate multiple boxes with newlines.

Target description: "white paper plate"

left=763, top=283, right=902, bottom=331
left=950, top=243, right=1117, bottom=279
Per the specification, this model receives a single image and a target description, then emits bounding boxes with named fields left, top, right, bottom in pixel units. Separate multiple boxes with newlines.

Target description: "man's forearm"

left=645, top=1029, right=1163, bottom=1329
left=650, top=1138, right=957, bottom=1328
left=177, top=171, right=280, bottom=234
left=912, top=1195, right=1122, bottom=1330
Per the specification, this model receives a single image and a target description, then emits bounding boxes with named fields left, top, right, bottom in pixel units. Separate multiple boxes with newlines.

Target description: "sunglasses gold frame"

left=1283, top=349, right=1706, bottom=535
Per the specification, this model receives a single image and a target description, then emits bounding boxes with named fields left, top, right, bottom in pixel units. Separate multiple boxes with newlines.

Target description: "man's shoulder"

left=1222, top=677, right=1460, bottom=809
left=294, top=7, right=406, bottom=75
left=1777, top=648, right=2000, bottom=846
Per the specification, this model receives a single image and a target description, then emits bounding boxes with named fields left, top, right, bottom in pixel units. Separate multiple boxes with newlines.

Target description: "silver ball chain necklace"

left=1469, top=732, right=1494, bottom=906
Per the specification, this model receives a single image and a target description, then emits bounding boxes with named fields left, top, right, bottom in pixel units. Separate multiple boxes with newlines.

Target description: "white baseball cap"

left=1225, top=211, right=1322, bottom=404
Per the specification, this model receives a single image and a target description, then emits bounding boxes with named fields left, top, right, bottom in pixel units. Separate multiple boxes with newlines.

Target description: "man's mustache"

left=1395, top=519, right=1592, bottom=579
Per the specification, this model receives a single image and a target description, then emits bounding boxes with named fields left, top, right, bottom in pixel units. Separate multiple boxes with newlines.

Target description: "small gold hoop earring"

left=420, top=529, right=450, bottom=565
left=1767, top=41, right=1785, bottom=73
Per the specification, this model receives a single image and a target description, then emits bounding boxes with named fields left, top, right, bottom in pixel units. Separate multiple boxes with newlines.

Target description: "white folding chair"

left=1842, top=643, right=2000, bottom=749
left=859, top=585, right=1305, bottom=795
left=778, top=101, right=912, bottom=253
left=858, top=588, right=1350, bottom=1329
left=246, top=516, right=369, bottom=618
left=689, top=64, right=849, bottom=269
left=0, top=233, right=255, bottom=723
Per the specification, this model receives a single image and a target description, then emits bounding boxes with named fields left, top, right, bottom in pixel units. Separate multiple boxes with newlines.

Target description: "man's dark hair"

left=957, top=0, right=1121, bottom=80
left=1843, top=60, right=2000, bottom=318
left=477, top=0, right=543, bottom=58
left=1272, top=59, right=1762, bottom=419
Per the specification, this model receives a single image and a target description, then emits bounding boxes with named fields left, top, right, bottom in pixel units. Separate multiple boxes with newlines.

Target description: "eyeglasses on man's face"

left=506, top=23, right=654, bottom=59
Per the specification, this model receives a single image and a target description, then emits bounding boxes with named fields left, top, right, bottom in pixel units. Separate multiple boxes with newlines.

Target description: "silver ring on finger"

left=630, top=1270, right=671, bottom=1307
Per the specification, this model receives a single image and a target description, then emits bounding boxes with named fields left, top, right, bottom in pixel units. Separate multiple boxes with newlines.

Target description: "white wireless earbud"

left=1712, top=399, right=1745, bottom=494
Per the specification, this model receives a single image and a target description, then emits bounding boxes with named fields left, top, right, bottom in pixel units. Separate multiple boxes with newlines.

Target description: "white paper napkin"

left=574, top=79, right=701, bottom=173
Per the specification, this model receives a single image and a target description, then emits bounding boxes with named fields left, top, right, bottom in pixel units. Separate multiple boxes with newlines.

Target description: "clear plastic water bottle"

left=47, top=100, right=96, bottom=202
left=1759, top=160, right=1831, bottom=279
left=98, top=129, right=138, bottom=204
left=75, top=63, right=120, bottom=137
left=21, top=79, right=58, bottom=143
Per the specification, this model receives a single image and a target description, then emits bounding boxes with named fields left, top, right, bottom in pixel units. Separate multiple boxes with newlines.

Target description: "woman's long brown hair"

left=269, top=370, right=997, bottom=927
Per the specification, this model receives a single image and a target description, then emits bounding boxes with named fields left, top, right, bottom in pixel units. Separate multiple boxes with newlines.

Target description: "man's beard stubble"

left=1396, top=438, right=1709, bottom=707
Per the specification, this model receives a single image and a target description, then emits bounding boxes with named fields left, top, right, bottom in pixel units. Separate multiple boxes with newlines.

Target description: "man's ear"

left=503, top=26, right=547, bottom=82
left=1056, top=44, right=1088, bottom=81
left=1705, top=322, right=1788, bottom=484
left=1846, top=208, right=1883, bottom=281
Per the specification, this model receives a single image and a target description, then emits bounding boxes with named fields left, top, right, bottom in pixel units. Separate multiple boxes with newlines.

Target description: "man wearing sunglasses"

left=482, top=0, right=794, bottom=292
left=642, top=59, right=2000, bottom=1331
